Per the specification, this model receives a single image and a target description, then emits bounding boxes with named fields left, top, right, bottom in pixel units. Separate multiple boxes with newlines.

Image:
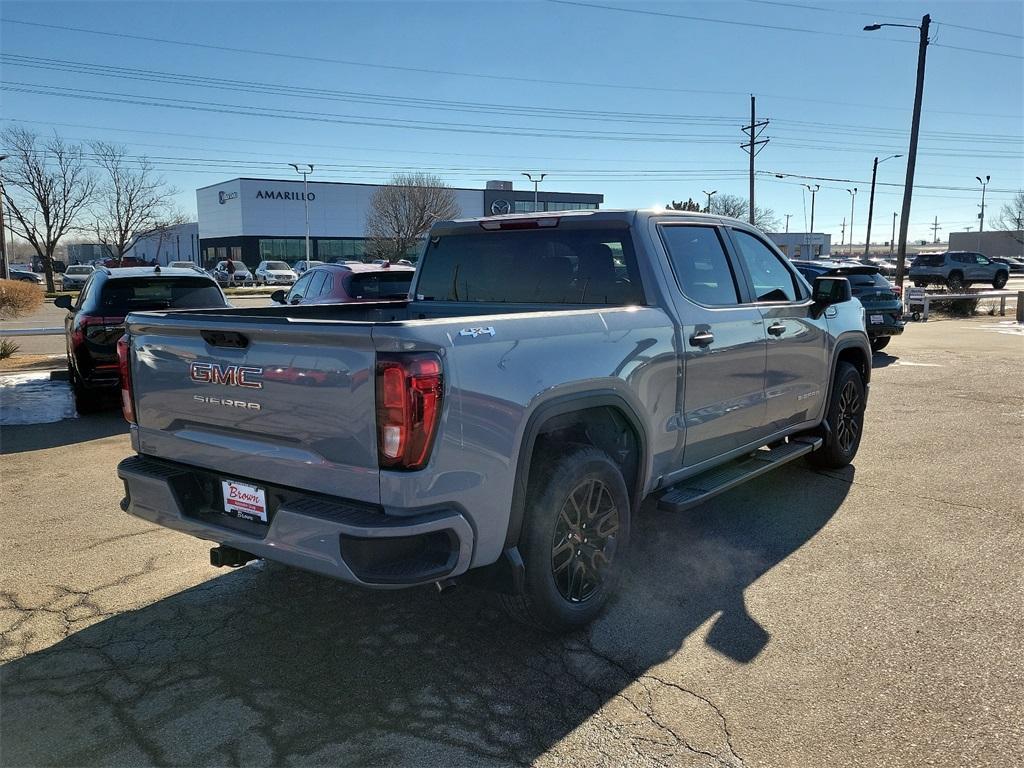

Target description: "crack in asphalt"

left=812, top=469, right=999, bottom=517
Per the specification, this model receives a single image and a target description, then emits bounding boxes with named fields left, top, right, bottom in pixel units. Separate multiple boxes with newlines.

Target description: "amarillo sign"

left=256, top=190, right=316, bottom=201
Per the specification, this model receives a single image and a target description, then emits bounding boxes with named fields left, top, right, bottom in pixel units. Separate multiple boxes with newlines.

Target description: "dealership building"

left=196, top=178, right=603, bottom=267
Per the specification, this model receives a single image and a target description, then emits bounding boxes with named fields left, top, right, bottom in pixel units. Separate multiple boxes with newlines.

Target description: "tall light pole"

left=976, top=175, right=990, bottom=232
left=703, top=189, right=717, bottom=213
left=864, top=14, right=930, bottom=290
left=803, top=184, right=820, bottom=233
left=890, top=212, right=897, bottom=256
left=289, top=163, right=314, bottom=270
left=784, top=213, right=792, bottom=233
left=864, top=154, right=902, bottom=256
left=522, top=172, right=546, bottom=212
left=847, top=187, right=858, bottom=254
left=0, top=154, right=8, bottom=280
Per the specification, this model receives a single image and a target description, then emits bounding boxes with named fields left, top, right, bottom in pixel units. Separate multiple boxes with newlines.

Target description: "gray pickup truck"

left=117, top=210, right=870, bottom=631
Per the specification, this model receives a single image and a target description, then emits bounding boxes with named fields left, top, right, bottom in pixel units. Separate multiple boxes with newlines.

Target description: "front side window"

left=731, top=229, right=800, bottom=302
left=288, top=272, right=314, bottom=302
left=975, top=254, right=990, bottom=265
left=659, top=225, right=740, bottom=306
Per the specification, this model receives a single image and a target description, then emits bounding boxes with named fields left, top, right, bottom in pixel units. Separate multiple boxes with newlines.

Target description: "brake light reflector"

left=376, top=353, right=443, bottom=470
left=116, top=334, right=136, bottom=424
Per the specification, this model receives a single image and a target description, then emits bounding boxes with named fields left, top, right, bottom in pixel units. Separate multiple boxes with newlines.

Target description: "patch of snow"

left=0, top=372, right=77, bottom=425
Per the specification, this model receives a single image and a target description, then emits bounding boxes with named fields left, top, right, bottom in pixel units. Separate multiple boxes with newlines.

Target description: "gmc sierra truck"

left=117, top=210, right=871, bottom=632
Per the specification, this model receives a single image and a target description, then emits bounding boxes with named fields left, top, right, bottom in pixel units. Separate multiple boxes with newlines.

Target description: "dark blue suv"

left=793, top=260, right=904, bottom=352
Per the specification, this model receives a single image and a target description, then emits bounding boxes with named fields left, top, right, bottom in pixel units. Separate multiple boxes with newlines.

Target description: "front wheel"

left=946, top=271, right=965, bottom=292
left=808, top=362, right=865, bottom=469
left=992, top=271, right=1008, bottom=289
left=870, top=336, right=891, bottom=352
left=500, top=445, right=630, bottom=632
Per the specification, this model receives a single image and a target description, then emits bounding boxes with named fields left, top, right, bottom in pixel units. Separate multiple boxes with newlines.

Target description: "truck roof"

left=435, top=208, right=751, bottom=231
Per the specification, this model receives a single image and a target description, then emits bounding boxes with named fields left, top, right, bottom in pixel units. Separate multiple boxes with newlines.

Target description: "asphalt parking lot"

left=1, top=317, right=1021, bottom=767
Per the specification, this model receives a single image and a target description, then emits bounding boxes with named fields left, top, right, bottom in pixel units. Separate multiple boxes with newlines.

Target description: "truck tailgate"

left=127, top=312, right=380, bottom=504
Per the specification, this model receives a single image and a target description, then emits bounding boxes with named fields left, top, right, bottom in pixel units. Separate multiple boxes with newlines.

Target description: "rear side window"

left=731, top=230, right=801, bottom=302
left=98, top=278, right=226, bottom=312
left=307, top=271, right=329, bottom=297
left=415, top=228, right=644, bottom=305
left=659, top=225, right=740, bottom=306
left=349, top=272, right=413, bottom=300
left=915, top=254, right=945, bottom=267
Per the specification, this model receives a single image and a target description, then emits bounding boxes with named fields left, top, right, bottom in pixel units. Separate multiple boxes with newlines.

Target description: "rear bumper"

left=117, top=454, right=475, bottom=587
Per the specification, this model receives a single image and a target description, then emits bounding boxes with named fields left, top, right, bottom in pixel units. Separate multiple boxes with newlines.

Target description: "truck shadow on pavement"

left=1, top=464, right=852, bottom=767
left=0, top=411, right=128, bottom=454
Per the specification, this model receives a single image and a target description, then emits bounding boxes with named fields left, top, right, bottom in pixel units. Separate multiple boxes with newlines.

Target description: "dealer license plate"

left=870, top=314, right=884, bottom=325
left=221, top=479, right=268, bottom=523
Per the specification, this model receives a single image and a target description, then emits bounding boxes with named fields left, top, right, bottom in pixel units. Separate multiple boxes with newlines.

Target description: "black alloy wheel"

left=550, top=477, right=620, bottom=603
left=834, top=379, right=863, bottom=456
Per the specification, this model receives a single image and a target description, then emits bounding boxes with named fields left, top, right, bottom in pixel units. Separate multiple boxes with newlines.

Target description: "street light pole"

left=703, top=189, right=717, bottom=213
left=289, top=163, right=314, bottom=270
left=864, top=154, right=902, bottom=256
left=522, top=172, right=546, bottom=212
left=865, top=14, right=930, bottom=290
left=890, top=212, right=897, bottom=256
left=803, top=184, right=820, bottom=233
left=976, top=175, right=990, bottom=232
left=847, top=187, right=857, bottom=255
left=784, top=213, right=791, bottom=233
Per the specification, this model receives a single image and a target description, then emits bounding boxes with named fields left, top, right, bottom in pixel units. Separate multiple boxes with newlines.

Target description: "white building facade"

left=196, top=178, right=603, bottom=267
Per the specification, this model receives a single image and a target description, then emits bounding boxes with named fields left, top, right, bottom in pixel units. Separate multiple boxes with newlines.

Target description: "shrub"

left=930, top=297, right=980, bottom=317
left=0, top=279, right=44, bottom=319
left=0, top=338, right=20, bottom=359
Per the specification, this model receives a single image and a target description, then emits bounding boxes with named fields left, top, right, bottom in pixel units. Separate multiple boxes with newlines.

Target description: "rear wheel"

left=500, top=445, right=630, bottom=632
left=808, top=362, right=865, bottom=469
left=946, top=271, right=965, bottom=291
left=992, top=271, right=1008, bottom=289
left=870, top=336, right=891, bottom=352
left=71, top=371, right=100, bottom=415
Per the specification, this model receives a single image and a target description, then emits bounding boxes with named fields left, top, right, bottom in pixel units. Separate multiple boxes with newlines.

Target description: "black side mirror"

left=270, top=290, right=286, bottom=304
left=812, top=276, right=852, bottom=307
left=54, top=295, right=74, bottom=311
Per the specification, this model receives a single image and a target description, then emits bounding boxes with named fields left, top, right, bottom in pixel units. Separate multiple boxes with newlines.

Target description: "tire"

left=870, top=336, right=891, bottom=352
left=946, top=271, right=965, bottom=291
left=500, top=445, right=631, bottom=633
left=72, top=372, right=101, bottom=415
left=808, top=361, right=865, bottom=469
left=992, top=271, right=1008, bottom=289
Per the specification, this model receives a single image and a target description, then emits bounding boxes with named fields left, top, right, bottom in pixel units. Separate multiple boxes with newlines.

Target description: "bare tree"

left=707, top=193, right=780, bottom=231
left=666, top=198, right=701, bottom=212
left=992, top=190, right=1024, bottom=245
left=90, top=142, right=183, bottom=265
left=1, top=126, right=96, bottom=291
left=365, top=173, right=461, bottom=262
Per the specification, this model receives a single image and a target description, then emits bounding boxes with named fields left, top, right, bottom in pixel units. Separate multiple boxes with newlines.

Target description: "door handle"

left=767, top=322, right=786, bottom=337
left=689, top=329, right=714, bottom=347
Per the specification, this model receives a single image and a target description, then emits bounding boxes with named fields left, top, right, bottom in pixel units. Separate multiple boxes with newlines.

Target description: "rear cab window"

left=98, top=277, right=226, bottom=312
left=658, top=225, right=740, bottom=306
left=415, top=228, right=644, bottom=305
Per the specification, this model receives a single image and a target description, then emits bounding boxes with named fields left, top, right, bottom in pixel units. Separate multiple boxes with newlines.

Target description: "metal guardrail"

left=905, top=290, right=1021, bottom=322
left=0, top=327, right=64, bottom=336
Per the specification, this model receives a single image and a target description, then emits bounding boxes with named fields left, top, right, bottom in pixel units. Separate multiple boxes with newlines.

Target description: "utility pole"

left=784, top=213, right=792, bottom=233
left=289, top=163, right=314, bottom=270
left=0, top=154, right=8, bottom=280
left=847, top=187, right=858, bottom=254
left=864, top=14, right=930, bottom=290
left=840, top=217, right=846, bottom=246
left=976, top=175, right=990, bottom=232
left=522, top=172, right=546, bottom=212
left=890, top=212, right=897, bottom=256
left=703, top=189, right=717, bottom=213
left=864, top=154, right=902, bottom=256
left=930, top=216, right=942, bottom=243
left=741, top=95, right=769, bottom=225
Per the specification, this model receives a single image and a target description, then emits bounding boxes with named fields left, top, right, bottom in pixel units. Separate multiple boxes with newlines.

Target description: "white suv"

left=254, top=261, right=296, bottom=286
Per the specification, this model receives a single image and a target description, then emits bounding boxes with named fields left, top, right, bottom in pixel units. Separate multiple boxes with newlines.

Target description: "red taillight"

left=375, top=353, right=443, bottom=470
left=72, top=315, right=126, bottom=347
left=116, top=334, right=135, bottom=424
left=892, top=285, right=902, bottom=297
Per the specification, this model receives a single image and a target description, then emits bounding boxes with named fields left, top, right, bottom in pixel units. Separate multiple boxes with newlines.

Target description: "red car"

left=271, top=263, right=415, bottom=306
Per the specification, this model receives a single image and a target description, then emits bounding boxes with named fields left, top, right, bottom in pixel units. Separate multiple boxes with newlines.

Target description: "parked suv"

left=254, top=260, right=297, bottom=286
left=271, top=263, right=414, bottom=305
left=60, top=264, right=96, bottom=290
left=794, top=261, right=903, bottom=351
left=211, top=260, right=255, bottom=286
left=56, top=266, right=228, bottom=412
left=909, top=251, right=1009, bottom=290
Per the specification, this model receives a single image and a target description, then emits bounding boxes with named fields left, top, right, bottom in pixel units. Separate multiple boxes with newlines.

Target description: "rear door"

left=726, top=227, right=828, bottom=434
left=657, top=222, right=769, bottom=467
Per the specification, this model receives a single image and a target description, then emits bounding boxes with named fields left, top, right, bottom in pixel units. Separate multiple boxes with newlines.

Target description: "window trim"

left=656, top=222, right=745, bottom=308
left=725, top=226, right=810, bottom=305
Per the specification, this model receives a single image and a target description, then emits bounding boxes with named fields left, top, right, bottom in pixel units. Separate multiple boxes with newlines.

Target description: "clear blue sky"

left=2, top=0, right=1021, bottom=244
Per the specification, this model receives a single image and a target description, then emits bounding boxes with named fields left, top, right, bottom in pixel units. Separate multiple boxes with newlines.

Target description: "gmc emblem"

left=189, top=361, right=263, bottom=389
